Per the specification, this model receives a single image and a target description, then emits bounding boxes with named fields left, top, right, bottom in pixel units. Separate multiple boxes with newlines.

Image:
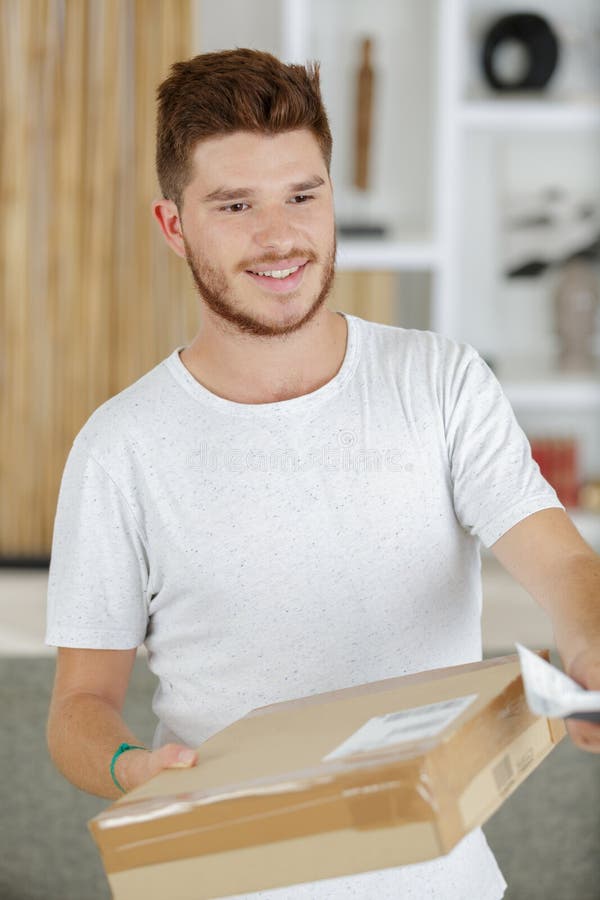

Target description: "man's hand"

left=491, top=509, right=600, bottom=754
left=115, top=743, right=199, bottom=793
left=564, top=646, right=600, bottom=753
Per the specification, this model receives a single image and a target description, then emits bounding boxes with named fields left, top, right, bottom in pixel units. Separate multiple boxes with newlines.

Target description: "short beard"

left=182, top=232, right=337, bottom=338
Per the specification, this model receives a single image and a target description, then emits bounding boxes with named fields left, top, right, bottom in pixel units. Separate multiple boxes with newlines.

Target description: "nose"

left=252, top=206, right=296, bottom=254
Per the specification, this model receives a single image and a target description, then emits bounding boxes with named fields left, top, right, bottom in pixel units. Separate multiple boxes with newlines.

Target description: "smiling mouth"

left=246, top=262, right=306, bottom=278
left=244, top=262, right=309, bottom=292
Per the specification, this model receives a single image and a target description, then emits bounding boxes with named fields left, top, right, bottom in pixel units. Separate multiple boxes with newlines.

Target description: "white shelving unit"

left=335, top=236, right=439, bottom=272
left=445, top=2, right=600, bottom=523
left=460, top=100, right=600, bottom=131
left=196, top=0, right=600, bottom=545
left=279, top=0, right=452, bottom=331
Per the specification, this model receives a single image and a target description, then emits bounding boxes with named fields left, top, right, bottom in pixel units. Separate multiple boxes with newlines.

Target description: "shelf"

left=501, top=375, right=600, bottom=410
left=459, top=100, right=600, bottom=132
left=336, top=236, right=439, bottom=272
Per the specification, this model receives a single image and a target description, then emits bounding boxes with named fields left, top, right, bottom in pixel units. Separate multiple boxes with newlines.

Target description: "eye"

left=220, top=202, right=248, bottom=213
left=290, top=194, right=314, bottom=204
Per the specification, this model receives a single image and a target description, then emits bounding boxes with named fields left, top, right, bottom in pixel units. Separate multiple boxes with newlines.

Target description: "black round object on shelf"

left=482, top=13, right=560, bottom=92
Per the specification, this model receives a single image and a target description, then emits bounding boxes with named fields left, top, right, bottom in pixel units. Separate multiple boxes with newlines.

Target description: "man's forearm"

left=544, top=552, right=600, bottom=672
left=491, top=510, right=600, bottom=670
left=47, top=692, right=148, bottom=799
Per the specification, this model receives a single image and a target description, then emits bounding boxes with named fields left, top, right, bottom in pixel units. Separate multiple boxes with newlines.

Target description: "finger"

left=565, top=719, right=600, bottom=753
left=155, top=742, right=198, bottom=770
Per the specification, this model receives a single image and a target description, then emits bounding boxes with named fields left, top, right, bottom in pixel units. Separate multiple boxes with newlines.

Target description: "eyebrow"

left=203, top=175, right=326, bottom=204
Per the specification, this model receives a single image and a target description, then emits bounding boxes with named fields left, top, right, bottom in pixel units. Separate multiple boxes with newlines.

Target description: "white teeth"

left=250, top=266, right=300, bottom=279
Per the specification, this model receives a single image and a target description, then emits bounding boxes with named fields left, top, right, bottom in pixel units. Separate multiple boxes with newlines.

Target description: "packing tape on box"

left=91, top=751, right=438, bottom=874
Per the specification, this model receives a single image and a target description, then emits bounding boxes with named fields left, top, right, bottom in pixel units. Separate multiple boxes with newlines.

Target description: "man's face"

left=178, top=129, right=336, bottom=337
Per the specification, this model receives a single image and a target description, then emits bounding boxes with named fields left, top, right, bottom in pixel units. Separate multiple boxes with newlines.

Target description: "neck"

left=180, top=308, right=348, bottom=405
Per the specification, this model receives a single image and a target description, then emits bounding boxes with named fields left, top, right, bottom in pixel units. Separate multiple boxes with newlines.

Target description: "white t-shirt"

left=46, top=313, right=562, bottom=899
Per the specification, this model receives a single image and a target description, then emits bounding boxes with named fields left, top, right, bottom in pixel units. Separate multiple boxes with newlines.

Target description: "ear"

left=152, top=197, right=187, bottom=259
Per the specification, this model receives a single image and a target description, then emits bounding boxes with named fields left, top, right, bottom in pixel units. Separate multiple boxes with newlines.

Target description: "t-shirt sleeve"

left=444, top=345, right=564, bottom=548
left=45, top=435, right=150, bottom=649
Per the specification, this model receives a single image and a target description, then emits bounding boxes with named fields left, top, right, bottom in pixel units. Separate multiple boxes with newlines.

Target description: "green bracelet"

left=110, top=742, right=148, bottom=793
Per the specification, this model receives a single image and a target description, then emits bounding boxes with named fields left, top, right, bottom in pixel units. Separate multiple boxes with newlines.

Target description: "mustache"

left=237, top=252, right=318, bottom=271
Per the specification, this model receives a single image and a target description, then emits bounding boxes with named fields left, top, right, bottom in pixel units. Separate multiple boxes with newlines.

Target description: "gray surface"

left=0, top=657, right=157, bottom=900
left=0, top=656, right=598, bottom=900
left=484, top=736, right=600, bottom=899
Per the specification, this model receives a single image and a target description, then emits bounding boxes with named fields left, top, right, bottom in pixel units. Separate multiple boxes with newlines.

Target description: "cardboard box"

left=89, top=652, right=565, bottom=899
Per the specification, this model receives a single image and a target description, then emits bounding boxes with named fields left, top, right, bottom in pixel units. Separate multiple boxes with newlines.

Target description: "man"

left=46, top=49, right=600, bottom=899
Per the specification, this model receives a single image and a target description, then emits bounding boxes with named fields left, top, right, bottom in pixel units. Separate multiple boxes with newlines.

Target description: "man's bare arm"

left=47, top=647, right=198, bottom=799
left=491, top=507, right=600, bottom=752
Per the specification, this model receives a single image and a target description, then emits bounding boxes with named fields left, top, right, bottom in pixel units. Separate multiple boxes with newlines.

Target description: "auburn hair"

left=156, top=48, right=333, bottom=209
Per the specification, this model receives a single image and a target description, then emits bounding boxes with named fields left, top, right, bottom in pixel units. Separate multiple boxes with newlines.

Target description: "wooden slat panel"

left=0, top=0, right=194, bottom=558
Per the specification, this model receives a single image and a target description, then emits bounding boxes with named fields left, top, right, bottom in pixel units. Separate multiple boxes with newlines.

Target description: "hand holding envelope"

left=516, top=643, right=600, bottom=752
